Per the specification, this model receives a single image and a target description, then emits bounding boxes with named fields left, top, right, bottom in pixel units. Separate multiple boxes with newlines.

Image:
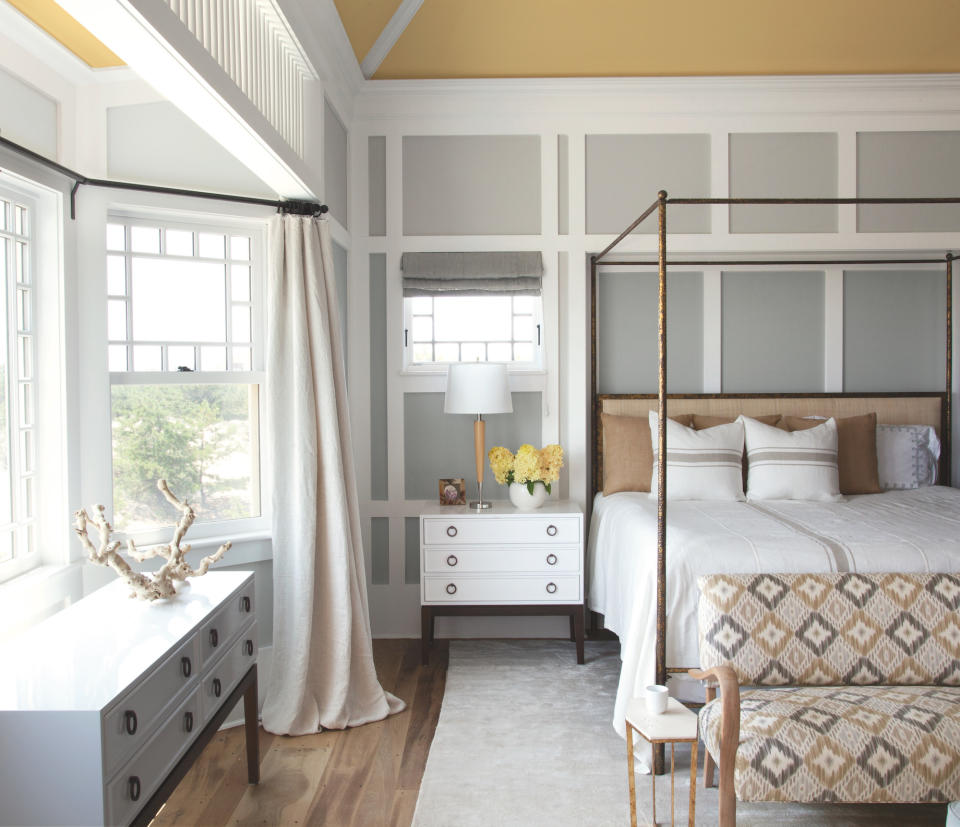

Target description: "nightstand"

left=419, top=501, right=584, bottom=665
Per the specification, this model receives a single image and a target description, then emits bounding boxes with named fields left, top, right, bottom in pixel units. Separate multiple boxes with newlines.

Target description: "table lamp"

left=444, top=362, right=513, bottom=510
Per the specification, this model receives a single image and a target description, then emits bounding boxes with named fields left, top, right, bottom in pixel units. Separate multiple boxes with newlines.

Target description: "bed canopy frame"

left=590, top=191, right=959, bottom=696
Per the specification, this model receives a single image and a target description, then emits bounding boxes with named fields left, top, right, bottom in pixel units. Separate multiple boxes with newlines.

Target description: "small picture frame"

left=439, top=478, right=466, bottom=506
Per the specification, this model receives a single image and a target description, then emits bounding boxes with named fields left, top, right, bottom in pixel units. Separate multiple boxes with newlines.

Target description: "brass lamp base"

left=469, top=500, right=492, bottom=510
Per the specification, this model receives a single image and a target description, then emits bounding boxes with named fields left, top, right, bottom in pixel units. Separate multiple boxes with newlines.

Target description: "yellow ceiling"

left=6, top=0, right=123, bottom=68
left=340, top=0, right=960, bottom=79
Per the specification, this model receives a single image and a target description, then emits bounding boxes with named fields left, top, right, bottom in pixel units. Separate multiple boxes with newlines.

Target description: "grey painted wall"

left=403, top=391, right=542, bottom=500
left=368, top=136, right=386, bottom=236
left=729, top=132, right=837, bottom=233
left=369, top=254, right=388, bottom=499
left=0, top=65, right=57, bottom=159
left=597, top=271, right=703, bottom=393
left=858, top=131, right=960, bottom=232
left=107, top=102, right=273, bottom=196
left=371, top=517, right=389, bottom=585
left=585, top=134, right=711, bottom=234
left=405, top=517, right=420, bottom=585
left=558, top=135, right=569, bottom=235
left=844, top=269, right=946, bottom=391
left=402, top=135, right=541, bottom=235
left=722, top=270, right=824, bottom=392
left=324, top=99, right=348, bottom=228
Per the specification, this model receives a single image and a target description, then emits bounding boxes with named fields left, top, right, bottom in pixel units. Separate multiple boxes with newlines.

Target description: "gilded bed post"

left=657, top=190, right=668, bottom=689
left=947, top=253, right=953, bottom=486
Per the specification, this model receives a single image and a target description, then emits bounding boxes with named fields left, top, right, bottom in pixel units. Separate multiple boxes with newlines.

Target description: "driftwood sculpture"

left=73, top=479, right=232, bottom=601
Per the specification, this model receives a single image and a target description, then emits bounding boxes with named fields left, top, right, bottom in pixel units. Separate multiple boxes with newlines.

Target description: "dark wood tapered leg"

left=569, top=614, right=575, bottom=641
left=244, top=665, right=260, bottom=784
left=573, top=606, right=585, bottom=664
left=421, top=606, right=433, bottom=665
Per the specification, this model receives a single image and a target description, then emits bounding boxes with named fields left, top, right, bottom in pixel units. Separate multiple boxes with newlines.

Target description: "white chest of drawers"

left=0, top=570, right=260, bottom=826
left=420, top=502, right=584, bottom=665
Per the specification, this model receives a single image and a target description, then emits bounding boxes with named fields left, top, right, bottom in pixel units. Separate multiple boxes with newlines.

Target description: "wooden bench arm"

left=689, top=666, right=740, bottom=827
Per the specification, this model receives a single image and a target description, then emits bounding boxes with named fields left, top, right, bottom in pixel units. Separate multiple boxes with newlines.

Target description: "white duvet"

left=587, top=486, right=960, bottom=737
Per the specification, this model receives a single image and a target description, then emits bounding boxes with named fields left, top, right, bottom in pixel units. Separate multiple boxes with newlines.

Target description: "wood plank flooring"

left=150, top=640, right=448, bottom=827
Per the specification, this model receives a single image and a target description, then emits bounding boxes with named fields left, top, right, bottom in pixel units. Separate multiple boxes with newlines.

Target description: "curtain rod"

left=0, top=135, right=328, bottom=220
left=596, top=255, right=956, bottom=267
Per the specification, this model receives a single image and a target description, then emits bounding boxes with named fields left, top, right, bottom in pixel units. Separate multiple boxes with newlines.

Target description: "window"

left=107, top=215, right=265, bottom=538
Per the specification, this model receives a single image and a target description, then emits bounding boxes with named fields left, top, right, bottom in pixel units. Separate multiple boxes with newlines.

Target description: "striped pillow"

left=649, top=411, right=745, bottom=501
left=742, top=415, right=844, bottom=502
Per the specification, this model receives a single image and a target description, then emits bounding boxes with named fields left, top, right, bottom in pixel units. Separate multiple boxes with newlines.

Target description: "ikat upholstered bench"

left=689, top=572, right=960, bottom=827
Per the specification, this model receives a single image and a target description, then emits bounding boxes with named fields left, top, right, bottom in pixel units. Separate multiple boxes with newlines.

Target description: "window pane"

left=15, top=242, right=26, bottom=283
left=461, top=343, right=486, bottom=362
left=20, top=430, right=33, bottom=474
left=131, top=258, right=226, bottom=342
left=230, top=236, right=250, bottom=261
left=198, top=232, right=225, bottom=259
left=201, top=346, right=227, bottom=371
left=513, top=315, right=533, bottom=341
left=108, top=300, right=127, bottom=341
left=0, top=202, right=6, bottom=232
left=434, top=297, right=511, bottom=341
left=21, top=477, right=33, bottom=519
left=111, top=384, right=261, bottom=533
left=0, top=531, right=11, bottom=564
left=411, top=316, right=433, bottom=342
left=106, top=223, right=125, bottom=251
left=133, top=345, right=161, bottom=371
left=18, top=336, right=31, bottom=379
left=166, top=229, right=194, bottom=257
left=412, top=343, right=433, bottom=362
left=19, top=383, right=32, bottom=427
left=411, top=296, right=432, bottom=314
left=231, top=347, right=251, bottom=371
left=14, top=206, right=26, bottom=236
left=231, top=265, right=250, bottom=301
left=108, top=345, right=128, bottom=372
left=107, top=255, right=126, bottom=295
left=435, top=343, right=459, bottom=362
left=487, top=342, right=512, bottom=361
left=131, top=226, right=160, bottom=254
left=513, top=296, right=535, bottom=313
left=231, top=306, right=251, bottom=343
left=514, top=343, right=534, bottom=362
left=168, top=346, right=196, bottom=372
left=17, top=288, right=30, bottom=332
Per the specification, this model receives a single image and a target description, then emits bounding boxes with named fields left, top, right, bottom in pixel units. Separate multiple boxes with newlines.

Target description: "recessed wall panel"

left=558, top=134, right=569, bottom=236
left=843, top=269, right=946, bottom=391
left=405, top=517, right=420, bottom=585
left=370, top=254, right=388, bottom=500
left=857, top=131, right=960, bottom=232
left=402, top=135, right=541, bottom=236
left=404, top=391, right=542, bottom=500
left=368, top=136, right=386, bottom=236
left=729, top=132, right=838, bottom=233
left=722, top=271, right=824, bottom=392
left=598, top=271, right=703, bottom=393
left=371, top=517, right=389, bottom=585
left=0, top=66, right=57, bottom=159
left=586, top=134, right=711, bottom=234
left=324, top=99, right=349, bottom=228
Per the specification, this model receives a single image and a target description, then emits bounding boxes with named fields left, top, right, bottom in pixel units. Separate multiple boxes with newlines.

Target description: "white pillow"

left=648, top=411, right=744, bottom=501
left=741, top=415, right=844, bottom=502
left=876, top=424, right=940, bottom=489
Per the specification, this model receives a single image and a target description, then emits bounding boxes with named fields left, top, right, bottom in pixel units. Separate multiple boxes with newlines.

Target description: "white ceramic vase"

left=509, top=481, right=547, bottom=510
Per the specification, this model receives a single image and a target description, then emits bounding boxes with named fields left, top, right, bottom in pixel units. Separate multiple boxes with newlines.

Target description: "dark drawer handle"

left=124, top=710, right=137, bottom=735
left=546, top=582, right=558, bottom=594
left=181, top=656, right=192, bottom=678
left=245, top=639, right=254, bottom=656
left=446, top=583, right=457, bottom=595
left=546, top=553, right=558, bottom=566
left=213, top=677, right=222, bottom=698
left=446, top=525, right=457, bottom=537
left=129, top=775, right=141, bottom=802
left=446, top=554, right=458, bottom=567
left=210, top=629, right=219, bottom=647
left=184, top=711, right=194, bottom=733
left=546, top=524, right=558, bottom=537
left=241, top=595, right=251, bottom=613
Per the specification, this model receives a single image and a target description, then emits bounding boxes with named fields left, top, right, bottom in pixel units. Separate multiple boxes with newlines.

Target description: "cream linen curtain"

left=261, top=214, right=404, bottom=735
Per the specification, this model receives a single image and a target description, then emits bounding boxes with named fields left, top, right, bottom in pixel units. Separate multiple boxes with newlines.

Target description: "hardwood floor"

left=151, top=640, right=449, bottom=827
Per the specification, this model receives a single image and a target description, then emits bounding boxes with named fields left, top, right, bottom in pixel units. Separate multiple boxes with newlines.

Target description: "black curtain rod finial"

left=278, top=200, right=329, bottom=216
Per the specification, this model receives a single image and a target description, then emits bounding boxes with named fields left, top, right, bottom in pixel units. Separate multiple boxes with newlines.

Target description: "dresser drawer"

left=200, top=580, right=256, bottom=666
left=424, top=545, right=580, bottom=574
left=102, top=633, right=199, bottom=777
left=106, top=688, right=201, bottom=826
left=201, top=621, right=257, bottom=724
left=423, top=516, right=580, bottom=545
left=423, top=575, right=580, bottom=604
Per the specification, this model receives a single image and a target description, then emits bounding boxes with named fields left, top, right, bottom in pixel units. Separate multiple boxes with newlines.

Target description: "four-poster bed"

left=587, top=191, right=960, bottom=751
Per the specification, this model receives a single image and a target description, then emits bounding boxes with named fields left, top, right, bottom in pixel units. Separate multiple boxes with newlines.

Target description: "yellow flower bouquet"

left=488, top=443, right=564, bottom=495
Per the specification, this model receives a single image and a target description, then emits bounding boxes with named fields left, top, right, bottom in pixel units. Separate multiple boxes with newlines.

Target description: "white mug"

left=645, top=684, right=669, bottom=715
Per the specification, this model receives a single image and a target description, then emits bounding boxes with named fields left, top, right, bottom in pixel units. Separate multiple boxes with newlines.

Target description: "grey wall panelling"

left=332, top=241, right=348, bottom=368
left=401, top=135, right=541, bottom=235
left=597, top=270, right=703, bottom=393
left=369, top=254, right=388, bottom=500
left=585, top=134, right=711, bottom=234
left=323, top=99, right=349, bottom=228
left=729, top=132, right=838, bottom=233
left=843, top=269, right=946, bottom=391
left=857, top=131, right=960, bottom=232
left=368, top=136, right=386, bottom=236
left=0, top=65, right=57, bottom=159
left=404, top=517, right=420, bottom=585
left=558, top=134, right=569, bottom=235
left=722, top=270, right=825, bottom=392
left=403, top=391, right=543, bottom=500
left=371, top=517, right=389, bottom=585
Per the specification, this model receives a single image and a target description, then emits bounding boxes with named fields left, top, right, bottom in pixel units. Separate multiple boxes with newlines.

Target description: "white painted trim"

left=360, top=0, right=425, bottom=80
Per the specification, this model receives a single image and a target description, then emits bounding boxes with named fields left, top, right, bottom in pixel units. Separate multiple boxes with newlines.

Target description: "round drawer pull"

left=184, top=711, right=194, bottom=733
left=446, top=554, right=458, bottom=567
left=445, top=583, right=457, bottom=595
left=546, top=524, right=558, bottom=537
left=446, top=525, right=458, bottom=537
left=241, top=595, right=251, bottom=613
left=181, top=656, right=192, bottom=678
left=546, top=553, right=558, bottom=566
left=213, top=678, right=222, bottom=698
left=209, top=629, right=219, bottom=648
left=546, top=582, right=558, bottom=594
left=123, top=710, right=138, bottom=735
left=128, top=775, right=141, bottom=802
left=245, top=639, right=254, bottom=656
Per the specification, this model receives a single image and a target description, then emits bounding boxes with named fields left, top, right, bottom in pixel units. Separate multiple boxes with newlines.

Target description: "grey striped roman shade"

left=401, top=251, right=543, bottom=297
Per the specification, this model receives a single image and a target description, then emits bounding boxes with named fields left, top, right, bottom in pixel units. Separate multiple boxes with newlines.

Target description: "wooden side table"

left=625, top=696, right=698, bottom=827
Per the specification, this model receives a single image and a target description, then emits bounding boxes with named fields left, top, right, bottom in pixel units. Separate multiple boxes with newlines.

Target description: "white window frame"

left=106, top=211, right=269, bottom=547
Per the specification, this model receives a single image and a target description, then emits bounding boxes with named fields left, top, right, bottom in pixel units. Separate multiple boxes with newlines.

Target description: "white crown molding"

left=360, top=0, right=424, bottom=80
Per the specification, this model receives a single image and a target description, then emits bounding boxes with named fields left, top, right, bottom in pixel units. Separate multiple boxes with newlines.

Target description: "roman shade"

left=401, top=251, right=543, bottom=296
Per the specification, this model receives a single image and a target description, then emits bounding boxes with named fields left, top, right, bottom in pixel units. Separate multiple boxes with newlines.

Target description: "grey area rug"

left=412, top=640, right=947, bottom=827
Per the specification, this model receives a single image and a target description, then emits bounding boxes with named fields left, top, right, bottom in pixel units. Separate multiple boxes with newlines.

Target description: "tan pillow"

left=779, top=412, right=882, bottom=495
left=693, top=414, right=780, bottom=430
left=601, top=412, right=694, bottom=494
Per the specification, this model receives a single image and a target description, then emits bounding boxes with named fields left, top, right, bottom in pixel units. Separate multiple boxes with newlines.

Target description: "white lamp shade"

left=444, top=362, right=513, bottom=415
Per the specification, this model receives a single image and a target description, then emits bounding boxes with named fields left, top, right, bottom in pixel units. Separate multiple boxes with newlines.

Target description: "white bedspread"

left=587, top=486, right=960, bottom=737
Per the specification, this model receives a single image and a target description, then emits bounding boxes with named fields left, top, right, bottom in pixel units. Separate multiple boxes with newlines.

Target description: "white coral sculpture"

left=73, top=479, right=232, bottom=601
